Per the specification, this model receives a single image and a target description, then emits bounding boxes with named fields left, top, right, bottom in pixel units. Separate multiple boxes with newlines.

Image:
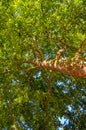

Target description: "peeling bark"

left=23, top=58, right=86, bottom=78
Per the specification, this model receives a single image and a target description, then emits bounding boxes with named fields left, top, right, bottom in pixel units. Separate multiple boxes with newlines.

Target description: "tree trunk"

left=23, top=58, right=86, bottom=78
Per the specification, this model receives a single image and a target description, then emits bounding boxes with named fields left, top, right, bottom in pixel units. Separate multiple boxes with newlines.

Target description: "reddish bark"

left=23, top=58, right=86, bottom=78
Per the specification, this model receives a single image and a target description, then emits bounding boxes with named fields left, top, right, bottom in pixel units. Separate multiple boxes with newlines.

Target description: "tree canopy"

left=0, top=0, right=86, bottom=129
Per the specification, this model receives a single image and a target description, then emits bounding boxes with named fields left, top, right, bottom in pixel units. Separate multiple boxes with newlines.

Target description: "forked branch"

left=23, top=39, right=86, bottom=78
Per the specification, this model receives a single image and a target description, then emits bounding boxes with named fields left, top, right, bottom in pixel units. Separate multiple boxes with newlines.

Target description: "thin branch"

left=75, top=39, right=86, bottom=58
left=79, top=39, right=86, bottom=53
left=0, top=66, right=38, bottom=75
left=48, top=36, right=77, bottom=50
left=55, top=48, right=66, bottom=59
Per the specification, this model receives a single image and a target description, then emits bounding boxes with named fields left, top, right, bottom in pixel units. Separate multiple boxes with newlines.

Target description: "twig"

left=74, top=39, right=86, bottom=58
left=48, top=36, right=77, bottom=50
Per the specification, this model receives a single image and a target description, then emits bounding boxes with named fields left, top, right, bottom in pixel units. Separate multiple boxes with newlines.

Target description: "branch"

left=23, top=58, right=86, bottom=78
left=48, top=36, right=77, bottom=51
left=55, top=48, right=66, bottom=59
left=74, top=39, right=86, bottom=58
left=0, top=66, right=38, bottom=75
left=78, top=39, right=86, bottom=53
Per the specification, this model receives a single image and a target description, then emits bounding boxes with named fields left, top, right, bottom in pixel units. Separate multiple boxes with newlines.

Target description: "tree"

left=0, top=0, right=86, bottom=129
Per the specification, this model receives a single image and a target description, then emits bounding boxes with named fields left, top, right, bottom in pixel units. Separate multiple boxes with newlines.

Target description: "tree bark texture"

left=24, top=58, right=86, bottom=78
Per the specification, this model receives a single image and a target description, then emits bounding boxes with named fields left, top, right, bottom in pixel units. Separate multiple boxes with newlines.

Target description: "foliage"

left=0, top=0, right=86, bottom=129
